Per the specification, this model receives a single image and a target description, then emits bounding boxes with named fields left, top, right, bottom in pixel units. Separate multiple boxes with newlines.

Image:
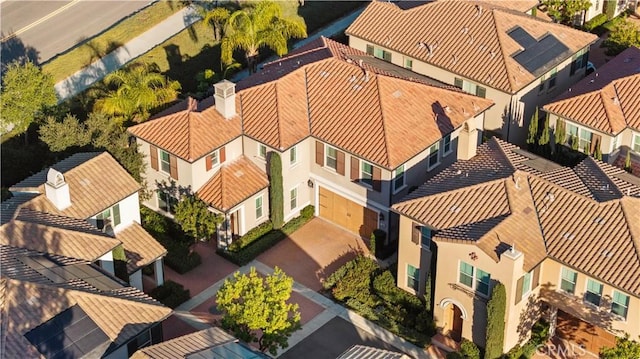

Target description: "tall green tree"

left=197, top=4, right=231, bottom=41
left=538, top=113, right=551, bottom=157
left=217, top=267, right=301, bottom=355
left=39, top=114, right=91, bottom=152
left=554, top=119, right=567, bottom=154
left=1, top=60, right=57, bottom=143
left=593, top=140, right=602, bottom=160
left=603, top=17, right=640, bottom=56
left=541, top=0, right=591, bottom=25
left=624, top=150, right=632, bottom=173
left=526, top=108, right=539, bottom=150
left=269, top=151, right=284, bottom=229
left=571, top=135, right=580, bottom=151
left=174, top=194, right=223, bottom=241
left=221, top=1, right=307, bottom=73
left=485, top=283, right=506, bottom=359
left=600, top=335, right=640, bottom=359
left=94, top=62, right=181, bottom=123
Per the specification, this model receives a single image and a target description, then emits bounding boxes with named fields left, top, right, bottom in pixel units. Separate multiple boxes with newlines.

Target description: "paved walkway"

left=173, top=258, right=430, bottom=359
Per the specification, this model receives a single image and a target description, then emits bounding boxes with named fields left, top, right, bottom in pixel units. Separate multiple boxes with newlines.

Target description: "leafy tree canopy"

left=1, top=61, right=57, bottom=141
left=601, top=335, right=640, bottom=359
left=174, top=194, right=222, bottom=241
left=217, top=267, right=301, bottom=355
left=604, top=17, right=640, bottom=56
left=541, top=0, right=591, bottom=24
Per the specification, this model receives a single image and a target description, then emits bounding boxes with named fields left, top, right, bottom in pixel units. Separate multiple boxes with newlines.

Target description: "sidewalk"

left=53, top=6, right=200, bottom=101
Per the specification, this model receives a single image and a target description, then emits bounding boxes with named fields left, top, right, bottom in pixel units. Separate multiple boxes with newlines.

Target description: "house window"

left=455, top=78, right=486, bottom=98
left=258, top=144, right=267, bottom=159
left=158, top=191, right=177, bottom=214
left=326, top=146, right=338, bottom=171
left=255, top=196, right=263, bottom=219
left=405, top=58, right=413, bottom=70
left=407, top=264, right=419, bottom=291
left=459, top=262, right=474, bottom=288
left=560, top=267, right=577, bottom=294
left=160, top=151, right=171, bottom=173
left=427, top=143, right=440, bottom=170
left=548, top=68, right=558, bottom=89
left=538, top=75, right=546, bottom=94
left=420, top=227, right=431, bottom=248
left=290, top=146, right=297, bottom=165
left=522, top=271, right=532, bottom=296
left=566, top=124, right=592, bottom=151
left=633, top=133, right=640, bottom=153
left=611, top=290, right=629, bottom=319
left=374, top=48, right=392, bottom=62
left=393, top=165, right=405, bottom=193
left=570, top=49, right=588, bottom=76
left=443, top=134, right=452, bottom=155
left=584, top=279, right=603, bottom=306
left=96, top=204, right=121, bottom=229
left=209, top=150, right=219, bottom=168
left=290, top=187, right=298, bottom=211
left=361, top=162, right=374, bottom=187
left=459, top=262, right=491, bottom=296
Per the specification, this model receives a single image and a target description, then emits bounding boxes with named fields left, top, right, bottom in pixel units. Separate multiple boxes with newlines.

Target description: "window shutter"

left=515, top=277, right=524, bottom=305
left=454, top=78, right=463, bottom=89
left=383, top=51, right=391, bottom=62
left=476, top=86, right=486, bottom=98
left=366, top=44, right=374, bottom=55
left=150, top=145, right=159, bottom=171
left=220, top=146, right=226, bottom=163
left=206, top=154, right=212, bottom=171
left=372, top=166, right=381, bottom=192
left=336, top=150, right=345, bottom=175
left=350, top=157, right=359, bottom=181
left=113, top=204, right=121, bottom=226
left=532, top=266, right=540, bottom=289
left=591, top=133, right=601, bottom=154
left=411, top=222, right=420, bottom=244
left=315, top=141, right=324, bottom=166
left=169, top=155, right=179, bottom=180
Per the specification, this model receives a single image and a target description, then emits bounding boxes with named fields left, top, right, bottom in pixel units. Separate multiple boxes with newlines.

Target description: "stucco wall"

left=190, top=136, right=243, bottom=192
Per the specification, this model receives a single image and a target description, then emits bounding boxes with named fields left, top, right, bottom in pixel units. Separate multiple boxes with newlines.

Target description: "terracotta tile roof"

left=128, top=97, right=243, bottom=162
left=393, top=138, right=640, bottom=291
left=1, top=246, right=171, bottom=358
left=131, top=327, right=236, bottom=359
left=197, top=156, right=269, bottom=212
left=346, top=1, right=597, bottom=93
left=116, top=223, right=167, bottom=274
left=544, top=74, right=640, bottom=134
left=10, top=152, right=141, bottom=219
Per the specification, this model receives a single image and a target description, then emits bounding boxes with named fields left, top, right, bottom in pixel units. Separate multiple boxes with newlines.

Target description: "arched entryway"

left=444, top=303, right=464, bottom=342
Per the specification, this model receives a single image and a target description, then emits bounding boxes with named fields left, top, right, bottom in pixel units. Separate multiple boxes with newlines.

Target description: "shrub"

left=332, top=256, right=379, bottom=306
left=447, top=352, right=464, bottom=359
left=161, top=239, right=201, bottom=274
left=140, top=206, right=170, bottom=236
left=373, top=270, right=423, bottom=313
left=460, top=339, right=481, bottom=359
left=268, top=152, right=284, bottom=229
left=530, top=319, right=550, bottom=345
left=584, top=13, right=608, bottom=31
left=300, top=205, right=314, bottom=220
left=228, top=220, right=273, bottom=251
left=149, top=280, right=191, bottom=308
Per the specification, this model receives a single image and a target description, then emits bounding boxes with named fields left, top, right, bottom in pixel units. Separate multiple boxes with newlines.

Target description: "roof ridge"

left=600, top=84, right=619, bottom=134
left=400, top=177, right=508, bottom=207
left=491, top=138, right=519, bottom=171
left=612, top=77, right=631, bottom=129
left=375, top=76, right=392, bottom=168
left=620, top=197, right=640, bottom=268
left=274, top=81, right=284, bottom=150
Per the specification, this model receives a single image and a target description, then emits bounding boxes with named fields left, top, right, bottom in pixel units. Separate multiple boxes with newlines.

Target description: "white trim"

left=289, top=185, right=299, bottom=212
left=632, top=132, right=640, bottom=153
left=442, top=134, right=453, bottom=157
left=289, top=145, right=298, bottom=167
left=324, top=144, right=338, bottom=171
left=427, top=142, right=440, bottom=171
left=254, top=194, right=264, bottom=221
left=439, top=298, right=468, bottom=320
left=392, top=164, right=406, bottom=194
left=610, top=289, right=629, bottom=321
left=559, top=266, right=577, bottom=295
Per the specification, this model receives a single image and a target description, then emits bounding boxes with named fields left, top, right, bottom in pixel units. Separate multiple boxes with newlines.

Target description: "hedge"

left=268, top=152, right=284, bottom=229
left=228, top=220, right=273, bottom=251
left=584, top=13, right=608, bottom=31
left=485, top=283, right=507, bottom=359
left=149, top=280, right=191, bottom=308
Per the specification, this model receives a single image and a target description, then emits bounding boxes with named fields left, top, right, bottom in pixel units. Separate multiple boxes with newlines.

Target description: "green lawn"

left=42, top=1, right=184, bottom=82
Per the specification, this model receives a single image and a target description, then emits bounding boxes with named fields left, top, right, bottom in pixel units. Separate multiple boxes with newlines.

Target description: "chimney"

left=457, top=122, right=478, bottom=160
left=44, top=168, right=71, bottom=210
left=213, top=80, right=236, bottom=119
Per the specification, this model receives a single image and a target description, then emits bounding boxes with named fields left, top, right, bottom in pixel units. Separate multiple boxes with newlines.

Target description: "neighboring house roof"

left=1, top=245, right=171, bottom=359
left=128, top=97, right=243, bottom=162
left=346, top=1, right=597, bottom=94
left=197, top=156, right=269, bottom=212
left=393, top=138, right=640, bottom=296
left=10, top=152, right=141, bottom=219
left=131, top=37, right=493, bottom=170
left=116, top=222, right=168, bottom=274
left=131, top=327, right=269, bottom=359
left=544, top=47, right=640, bottom=135
left=0, top=209, right=120, bottom=261
left=337, top=345, right=410, bottom=359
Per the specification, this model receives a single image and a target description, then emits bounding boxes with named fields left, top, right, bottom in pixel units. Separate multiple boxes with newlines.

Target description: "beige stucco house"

left=346, top=0, right=598, bottom=146
left=129, top=37, right=494, bottom=246
left=544, top=46, right=640, bottom=176
left=392, top=138, right=640, bottom=355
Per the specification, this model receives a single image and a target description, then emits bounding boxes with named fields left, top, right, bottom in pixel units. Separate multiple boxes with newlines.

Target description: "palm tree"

left=94, top=62, right=181, bottom=123
left=198, top=5, right=231, bottom=41
left=221, top=1, right=307, bottom=74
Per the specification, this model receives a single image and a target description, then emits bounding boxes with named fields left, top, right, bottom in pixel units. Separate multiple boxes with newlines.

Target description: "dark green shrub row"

left=323, top=255, right=377, bottom=290
left=331, top=257, right=379, bottom=306
left=373, top=271, right=423, bottom=313
left=584, top=13, right=608, bottom=31
left=228, top=220, right=273, bottom=251
left=149, top=280, right=191, bottom=309
left=300, top=205, right=314, bottom=220
left=161, top=239, right=202, bottom=274
left=447, top=339, right=480, bottom=359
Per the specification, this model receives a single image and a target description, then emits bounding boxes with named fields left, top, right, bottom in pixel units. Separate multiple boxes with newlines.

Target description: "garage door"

left=318, top=187, right=377, bottom=238
left=556, top=310, right=616, bottom=354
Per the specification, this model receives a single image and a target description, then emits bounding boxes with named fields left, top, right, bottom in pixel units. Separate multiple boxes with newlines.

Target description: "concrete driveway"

left=257, top=217, right=369, bottom=291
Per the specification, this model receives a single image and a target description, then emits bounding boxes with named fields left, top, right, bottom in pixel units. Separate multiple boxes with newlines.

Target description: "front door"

left=230, top=210, right=240, bottom=239
left=444, top=303, right=463, bottom=342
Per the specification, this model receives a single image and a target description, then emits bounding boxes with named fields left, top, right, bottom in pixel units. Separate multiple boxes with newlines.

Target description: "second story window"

left=584, top=279, right=603, bottom=306
left=443, top=134, right=452, bottom=156
left=611, top=290, right=629, bottom=319
left=560, top=267, right=577, bottom=294
left=258, top=144, right=267, bottom=159
left=96, top=204, right=121, bottom=229
left=454, top=78, right=486, bottom=98
left=366, top=44, right=392, bottom=62
left=326, top=146, right=338, bottom=171
left=405, top=58, right=413, bottom=70
left=361, top=162, right=374, bottom=187
left=633, top=133, right=640, bottom=153
left=548, top=68, right=558, bottom=89
left=458, top=262, right=491, bottom=296
left=427, top=143, right=440, bottom=171
left=420, top=227, right=431, bottom=248
left=393, top=165, right=405, bottom=193
left=160, top=151, right=171, bottom=173
left=290, top=146, right=297, bottom=165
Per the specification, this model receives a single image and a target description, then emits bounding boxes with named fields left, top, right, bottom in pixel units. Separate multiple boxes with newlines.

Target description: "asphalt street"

left=1, top=0, right=153, bottom=64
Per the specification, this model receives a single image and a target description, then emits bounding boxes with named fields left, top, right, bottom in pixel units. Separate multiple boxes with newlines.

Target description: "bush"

left=149, top=280, right=190, bottom=308
left=584, top=13, right=608, bottom=31
left=485, top=283, right=506, bottom=359
left=332, top=256, right=379, bottom=306
left=447, top=353, right=464, bottom=359
left=162, top=239, right=202, bottom=274
left=268, top=152, right=284, bottom=229
left=460, top=339, right=481, bottom=359
left=229, top=220, right=273, bottom=251
left=300, top=205, right=314, bottom=220
left=141, top=206, right=170, bottom=236
left=373, top=271, right=423, bottom=313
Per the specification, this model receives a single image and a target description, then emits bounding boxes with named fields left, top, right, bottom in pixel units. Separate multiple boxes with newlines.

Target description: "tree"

left=541, top=0, right=591, bottom=25
left=221, top=1, right=307, bottom=73
left=526, top=108, right=539, bottom=150
left=485, top=282, right=506, bottom=359
left=39, top=114, right=91, bottom=152
left=593, top=140, right=602, bottom=161
left=624, top=150, right=632, bottom=173
left=268, top=151, right=284, bottom=229
left=94, top=62, right=181, bottom=123
left=197, top=4, right=231, bottom=41
left=600, top=335, right=640, bottom=359
left=538, top=113, right=551, bottom=157
left=0, top=60, right=57, bottom=143
left=603, top=17, right=640, bottom=56
left=174, top=194, right=223, bottom=241
left=217, top=267, right=301, bottom=355
left=571, top=135, right=580, bottom=151
left=554, top=119, right=567, bottom=154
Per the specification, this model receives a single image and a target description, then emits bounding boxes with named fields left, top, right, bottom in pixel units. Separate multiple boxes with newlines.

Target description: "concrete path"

left=53, top=5, right=200, bottom=101
left=174, top=258, right=430, bottom=359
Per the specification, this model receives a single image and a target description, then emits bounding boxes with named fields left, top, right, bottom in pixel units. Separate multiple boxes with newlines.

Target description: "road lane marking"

left=1, top=0, right=82, bottom=42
